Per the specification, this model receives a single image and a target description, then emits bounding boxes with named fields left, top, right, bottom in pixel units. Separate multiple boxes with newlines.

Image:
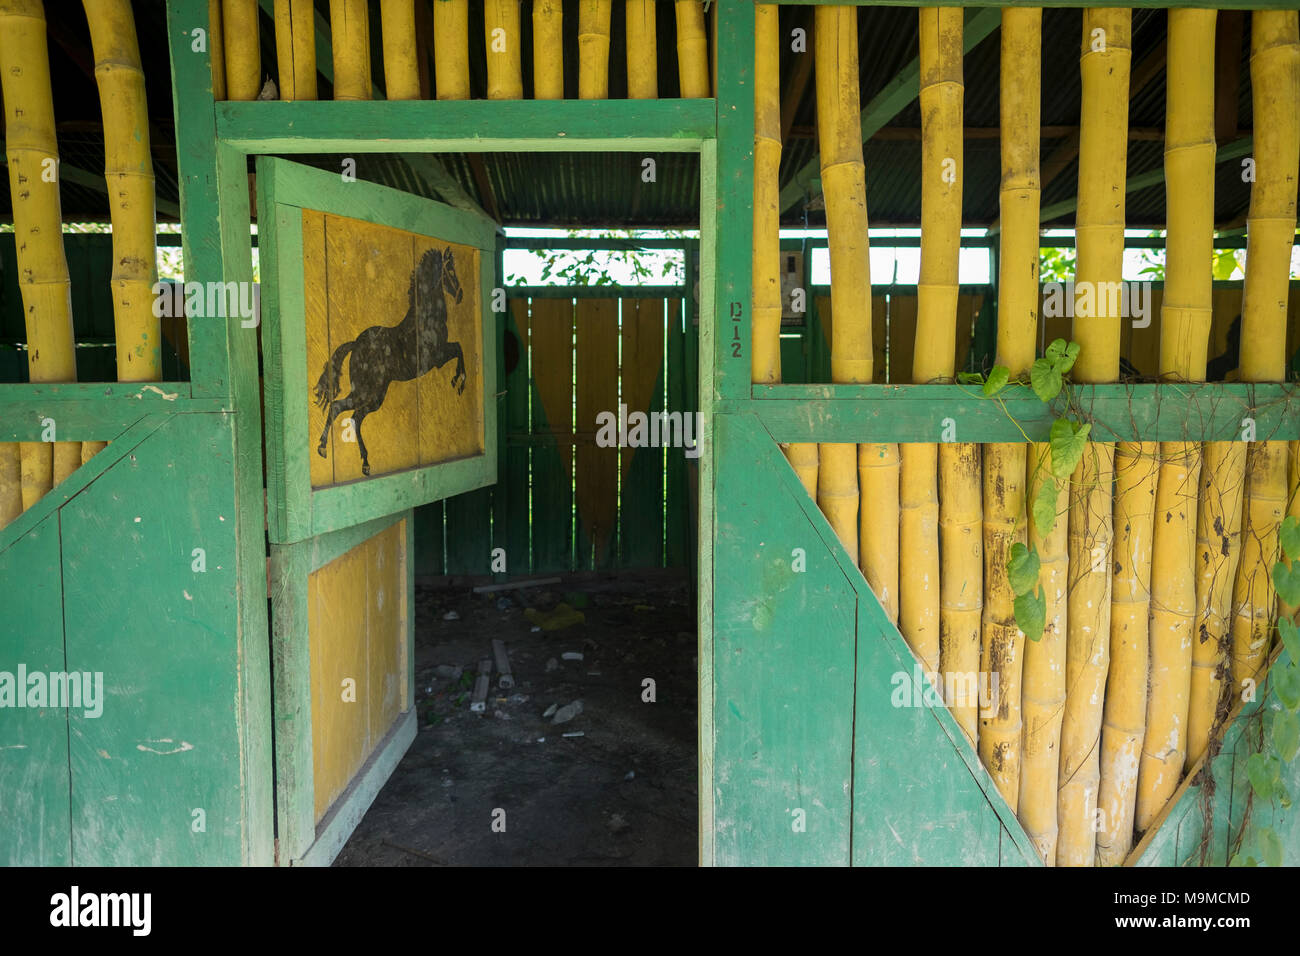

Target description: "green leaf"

left=1247, top=752, right=1279, bottom=800
left=957, top=371, right=984, bottom=385
left=1281, top=515, right=1300, bottom=563
left=1030, top=358, right=1062, bottom=402
left=1274, top=560, right=1300, bottom=610
left=1049, top=419, right=1090, bottom=480
left=1032, top=477, right=1059, bottom=538
left=1044, top=339, right=1081, bottom=375
left=1006, top=542, right=1041, bottom=596
left=1259, top=827, right=1283, bottom=867
left=1228, top=852, right=1256, bottom=867
left=1271, top=708, right=1300, bottom=763
left=1280, top=618, right=1300, bottom=664
left=982, top=365, right=1011, bottom=397
left=1014, top=586, right=1047, bottom=643
left=1273, top=660, right=1300, bottom=712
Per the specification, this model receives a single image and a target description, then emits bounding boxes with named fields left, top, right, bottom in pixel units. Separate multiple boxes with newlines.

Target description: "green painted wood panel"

left=60, top=413, right=248, bottom=865
left=0, top=514, right=71, bottom=865
left=711, top=413, right=1040, bottom=866
left=711, top=413, right=856, bottom=865
left=444, top=486, right=494, bottom=575
left=413, top=501, right=445, bottom=576
left=503, top=302, right=531, bottom=574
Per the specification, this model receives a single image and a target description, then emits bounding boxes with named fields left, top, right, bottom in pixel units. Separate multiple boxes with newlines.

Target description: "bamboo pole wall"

left=534, top=1, right=564, bottom=99
left=276, top=0, right=318, bottom=101
left=815, top=5, right=871, bottom=571
left=380, top=0, right=419, bottom=101
left=0, top=0, right=81, bottom=519
left=978, top=6, right=1041, bottom=816
left=1230, top=11, right=1299, bottom=697
left=223, top=0, right=261, bottom=101
left=1136, top=8, right=1216, bottom=834
left=1060, top=7, right=1128, bottom=868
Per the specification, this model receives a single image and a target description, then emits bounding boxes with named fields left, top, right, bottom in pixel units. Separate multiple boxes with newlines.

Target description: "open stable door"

left=256, top=158, right=498, bottom=864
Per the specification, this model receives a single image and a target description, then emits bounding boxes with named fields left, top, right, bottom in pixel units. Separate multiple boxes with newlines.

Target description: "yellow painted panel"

left=309, top=519, right=410, bottom=824
left=305, top=213, right=484, bottom=485
left=575, top=298, right=619, bottom=564
left=618, top=298, right=667, bottom=481
left=366, top=519, right=407, bottom=740
left=530, top=297, right=576, bottom=475
left=309, top=541, right=370, bottom=822
left=416, top=238, right=484, bottom=466
left=304, top=210, right=332, bottom=488
left=887, top=294, right=919, bottom=384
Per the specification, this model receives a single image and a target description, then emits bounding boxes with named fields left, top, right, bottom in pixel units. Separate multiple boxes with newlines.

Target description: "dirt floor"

left=334, top=571, right=698, bottom=866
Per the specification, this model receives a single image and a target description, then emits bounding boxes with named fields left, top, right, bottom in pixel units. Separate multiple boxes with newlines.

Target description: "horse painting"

left=313, top=246, right=467, bottom=475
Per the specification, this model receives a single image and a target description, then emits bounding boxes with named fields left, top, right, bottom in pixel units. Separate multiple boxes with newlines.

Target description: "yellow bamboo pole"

left=940, top=442, right=982, bottom=738
left=85, top=0, right=161, bottom=387
left=1096, top=444, right=1158, bottom=865
left=815, top=4, right=873, bottom=570
left=330, top=0, right=370, bottom=100
left=209, top=0, right=226, bottom=101
left=434, top=0, right=469, bottom=100
left=752, top=2, right=780, bottom=388
left=1057, top=7, right=1129, bottom=867
left=859, top=442, right=899, bottom=623
left=0, top=0, right=80, bottom=506
left=485, top=0, right=522, bottom=100
left=223, top=0, right=260, bottom=101
left=1021, top=446, right=1067, bottom=864
left=626, top=0, right=658, bottom=99
left=578, top=0, right=610, bottom=100
left=978, top=6, right=1040, bottom=813
left=675, top=0, right=709, bottom=98
left=903, top=7, right=963, bottom=680
left=275, top=0, right=317, bottom=100
left=380, top=0, right=418, bottom=100
left=533, top=0, right=563, bottom=99
left=1232, top=443, right=1287, bottom=688
left=1186, top=441, right=1244, bottom=770
left=1136, top=8, right=1216, bottom=833
left=1231, top=12, right=1299, bottom=686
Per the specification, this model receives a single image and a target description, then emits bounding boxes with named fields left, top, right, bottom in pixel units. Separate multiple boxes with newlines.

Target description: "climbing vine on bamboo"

left=960, top=338, right=1090, bottom=642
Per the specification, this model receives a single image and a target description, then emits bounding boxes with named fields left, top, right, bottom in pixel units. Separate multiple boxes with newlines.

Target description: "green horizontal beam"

left=216, top=99, right=716, bottom=153
left=779, top=6, right=1001, bottom=214
left=746, top=382, right=1300, bottom=444
left=0, top=382, right=226, bottom=441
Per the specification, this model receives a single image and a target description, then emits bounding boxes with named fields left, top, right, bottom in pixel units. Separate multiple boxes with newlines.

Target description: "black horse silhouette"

left=314, top=246, right=466, bottom=475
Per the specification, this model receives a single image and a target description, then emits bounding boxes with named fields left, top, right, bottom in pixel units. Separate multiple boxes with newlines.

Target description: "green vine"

left=959, top=337, right=1088, bottom=642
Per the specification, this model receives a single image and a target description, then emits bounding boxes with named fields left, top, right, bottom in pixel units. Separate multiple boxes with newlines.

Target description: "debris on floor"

left=335, top=571, right=697, bottom=867
left=523, top=602, right=585, bottom=632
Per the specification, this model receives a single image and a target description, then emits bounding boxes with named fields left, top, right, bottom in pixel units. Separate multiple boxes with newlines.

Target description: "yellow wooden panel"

left=416, top=238, right=485, bottom=466
left=575, top=298, right=619, bottom=565
left=887, top=294, right=919, bottom=383
left=954, top=294, right=983, bottom=372
left=366, top=520, right=407, bottom=740
left=320, top=218, right=419, bottom=482
left=305, top=212, right=485, bottom=486
left=530, top=297, right=575, bottom=475
left=304, top=210, right=333, bottom=488
left=619, top=298, right=667, bottom=483
left=309, top=541, right=370, bottom=822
